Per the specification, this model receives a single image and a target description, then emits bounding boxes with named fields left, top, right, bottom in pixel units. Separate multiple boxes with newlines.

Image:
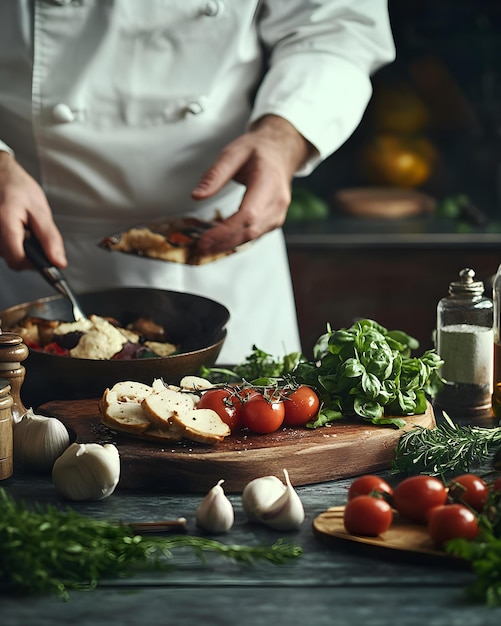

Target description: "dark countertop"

left=1, top=460, right=501, bottom=626
left=284, top=216, right=501, bottom=248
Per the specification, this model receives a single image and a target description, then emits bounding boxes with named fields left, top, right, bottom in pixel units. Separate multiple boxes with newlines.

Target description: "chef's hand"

left=0, top=151, right=67, bottom=270
left=192, top=114, right=316, bottom=254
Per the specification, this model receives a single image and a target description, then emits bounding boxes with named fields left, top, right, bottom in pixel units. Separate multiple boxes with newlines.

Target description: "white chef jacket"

left=0, top=0, right=395, bottom=363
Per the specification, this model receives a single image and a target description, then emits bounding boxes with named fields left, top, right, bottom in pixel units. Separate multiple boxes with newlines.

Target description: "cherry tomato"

left=343, top=495, right=393, bottom=537
left=428, top=504, right=479, bottom=548
left=393, top=475, right=448, bottom=524
left=347, top=475, right=393, bottom=501
left=197, top=389, right=243, bottom=431
left=241, top=393, right=285, bottom=434
left=282, top=385, right=320, bottom=427
left=448, top=474, right=488, bottom=513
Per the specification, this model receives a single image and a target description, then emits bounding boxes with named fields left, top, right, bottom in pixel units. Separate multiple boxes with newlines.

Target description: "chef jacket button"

left=185, top=99, right=207, bottom=116
left=52, top=103, right=75, bottom=123
left=202, top=1, right=223, bottom=17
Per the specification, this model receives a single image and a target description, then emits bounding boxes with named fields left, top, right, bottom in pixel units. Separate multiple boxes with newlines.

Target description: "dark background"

left=301, top=0, right=501, bottom=217
left=286, top=0, right=501, bottom=358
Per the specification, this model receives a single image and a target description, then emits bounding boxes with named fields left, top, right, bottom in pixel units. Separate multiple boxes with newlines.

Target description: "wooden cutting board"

left=39, top=399, right=435, bottom=493
left=313, top=506, right=469, bottom=569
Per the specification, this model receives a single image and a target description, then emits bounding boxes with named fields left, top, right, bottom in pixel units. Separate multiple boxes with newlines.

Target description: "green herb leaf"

left=0, top=489, right=302, bottom=600
left=392, top=423, right=501, bottom=478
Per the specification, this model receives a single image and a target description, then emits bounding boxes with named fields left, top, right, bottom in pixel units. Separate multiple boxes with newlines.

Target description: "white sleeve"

left=0, top=140, right=14, bottom=155
left=251, top=0, right=396, bottom=174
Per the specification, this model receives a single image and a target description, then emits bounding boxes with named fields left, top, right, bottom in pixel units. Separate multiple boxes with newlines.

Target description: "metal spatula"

left=23, top=232, right=87, bottom=322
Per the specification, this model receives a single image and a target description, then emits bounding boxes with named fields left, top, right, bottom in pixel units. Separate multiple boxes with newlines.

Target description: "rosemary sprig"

left=392, top=420, right=501, bottom=478
left=0, top=489, right=302, bottom=600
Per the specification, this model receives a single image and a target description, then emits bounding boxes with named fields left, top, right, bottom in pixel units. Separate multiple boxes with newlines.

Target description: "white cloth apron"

left=0, top=0, right=395, bottom=363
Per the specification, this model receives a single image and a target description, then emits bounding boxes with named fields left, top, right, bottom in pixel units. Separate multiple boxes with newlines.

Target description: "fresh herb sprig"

left=446, top=488, right=501, bottom=606
left=0, top=489, right=302, bottom=600
left=392, top=419, right=501, bottom=478
left=200, top=346, right=303, bottom=383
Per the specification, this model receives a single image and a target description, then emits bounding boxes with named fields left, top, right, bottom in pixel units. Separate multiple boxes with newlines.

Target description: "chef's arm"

left=0, top=150, right=67, bottom=270
left=252, top=0, right=396, bottom=175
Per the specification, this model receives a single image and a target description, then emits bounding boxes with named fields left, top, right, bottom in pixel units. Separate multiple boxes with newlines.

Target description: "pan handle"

left=23, top=232, right=87, bottom=322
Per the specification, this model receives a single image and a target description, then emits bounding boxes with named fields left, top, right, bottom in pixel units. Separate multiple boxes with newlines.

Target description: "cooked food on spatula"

left=100, top=214, right=237, bottom=265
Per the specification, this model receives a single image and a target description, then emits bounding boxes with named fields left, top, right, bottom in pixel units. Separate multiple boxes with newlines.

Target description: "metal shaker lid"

left=448, top=268, right=484, bottom=297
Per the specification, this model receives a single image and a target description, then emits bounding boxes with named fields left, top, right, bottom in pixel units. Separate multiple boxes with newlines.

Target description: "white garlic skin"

left=260, top=469, right=305, bottom=531
left=13, top=409, right=71, bottom=472
left=196, top=479, right=234, bottom=533
left=52, top=442, right=120, bottom=501
left=242, top=470, right=305, bottom=531
left=242, top=475, right=286, bottom=522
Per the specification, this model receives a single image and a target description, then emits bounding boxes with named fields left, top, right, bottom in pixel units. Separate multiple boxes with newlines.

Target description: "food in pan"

left=100, top=215, right=237, bottom=265
left=6, top=314, right=178, bottom=360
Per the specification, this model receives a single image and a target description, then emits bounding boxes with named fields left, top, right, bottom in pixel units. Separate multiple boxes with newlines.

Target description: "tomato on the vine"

left=343, top=495, right=393, bottom=537
left=347, top=475, right=393, bottom=501
left=448, top=474, right=488, bottom=513
left=197, top=388, right=243, bottom=431
left=428, top=504, right=479, bottom=548
left=393, top=475, right=447, bottom=524
left=241, top=392, right=285, bottom=434
left=282, top=385, right=320, bottom=427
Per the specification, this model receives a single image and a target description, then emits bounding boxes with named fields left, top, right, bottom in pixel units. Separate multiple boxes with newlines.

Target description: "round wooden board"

left=39, top=399, right=435, bottom=493
left=313, top=506, right=469, bottom=568
left=333, top=187, right=436, bottom=219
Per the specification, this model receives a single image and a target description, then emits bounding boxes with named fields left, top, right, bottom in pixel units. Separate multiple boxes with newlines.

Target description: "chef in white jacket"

left=0, top=0, right=395, bottom=363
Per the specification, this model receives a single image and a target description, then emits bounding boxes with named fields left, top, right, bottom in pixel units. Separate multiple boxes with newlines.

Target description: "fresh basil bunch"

left=295, top=319, right=444, bottom=428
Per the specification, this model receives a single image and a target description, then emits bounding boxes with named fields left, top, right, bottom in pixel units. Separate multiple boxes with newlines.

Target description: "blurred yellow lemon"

left=359, top=134, right=438, bottom=188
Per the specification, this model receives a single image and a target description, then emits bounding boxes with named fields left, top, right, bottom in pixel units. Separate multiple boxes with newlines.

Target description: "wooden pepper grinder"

left=0, top=332, right=29, bottom=423
left=0, top=377, right=13, bottom=479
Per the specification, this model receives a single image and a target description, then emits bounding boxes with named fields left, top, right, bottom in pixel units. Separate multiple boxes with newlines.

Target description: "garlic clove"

left=13, top=409, right=71, bottom=472
left=52, top=442, right=120, bottom=501
left=260, top=469, right=305, bottom=531
left=242, top=470, right=305, bottom=531
left=196, top=479, right=234, bottom=533
left=242, top=475, right=287, bottom=522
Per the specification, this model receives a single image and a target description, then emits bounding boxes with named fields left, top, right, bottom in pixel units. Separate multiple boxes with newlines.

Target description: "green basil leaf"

left=362, top=372, right=381, bottom=399
left=353, top=396, right=384, bottom=420
left=341, top=358, right=365, bottom=378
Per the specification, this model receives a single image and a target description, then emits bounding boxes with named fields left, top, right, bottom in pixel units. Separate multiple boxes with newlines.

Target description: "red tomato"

left=428, top=504, right=479, bottom=548
left=393, top=475, right=448, bottom=524
left=197, top=389, right=242, bottom=431
left=347, top=475, right=394, bottom=501
left=343, top=495, right=393, bottom=537
left=282, top=386, right=320, bottom=427
left=448, top=474, right=488, bottom=513
left=241, top=393, right=285, bottom=434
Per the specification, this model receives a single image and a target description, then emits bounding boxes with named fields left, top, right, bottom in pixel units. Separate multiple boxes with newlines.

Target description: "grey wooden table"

left=1, top=468, right=501, bottom=626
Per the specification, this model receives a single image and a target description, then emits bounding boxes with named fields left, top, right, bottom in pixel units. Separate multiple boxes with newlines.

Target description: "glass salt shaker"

left=434, top=268, right=494, bottom=421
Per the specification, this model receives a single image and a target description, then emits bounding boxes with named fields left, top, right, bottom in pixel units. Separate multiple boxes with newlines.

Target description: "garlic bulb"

left=242, top=469, right=305, bottom=531
left=13, top=409, right=71, bottom=472
left=196, top=479, right=234, bottom=533
left=242, top=475, right=286, bottom=522
left=52, top=442, right=120, bottom=501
